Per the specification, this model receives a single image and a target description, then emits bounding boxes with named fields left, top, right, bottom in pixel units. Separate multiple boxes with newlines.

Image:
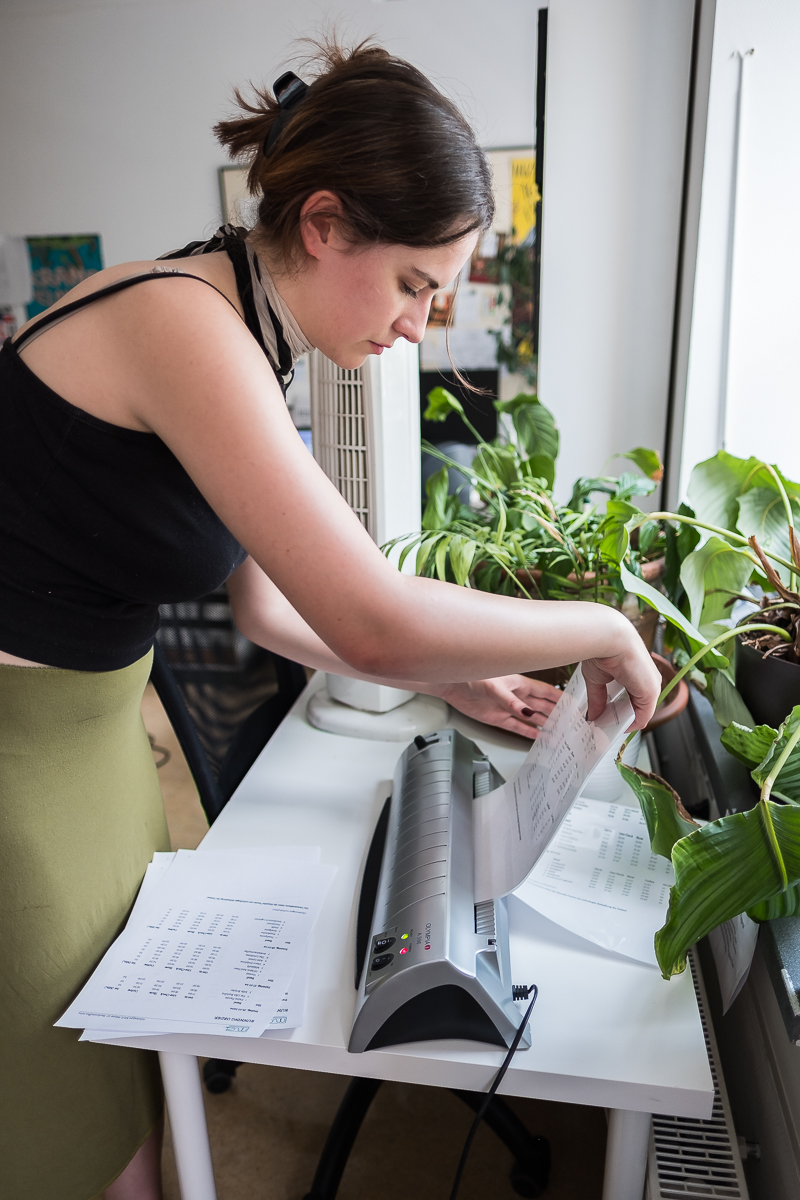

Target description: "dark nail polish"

left=521, top=707, right=534, bottom=718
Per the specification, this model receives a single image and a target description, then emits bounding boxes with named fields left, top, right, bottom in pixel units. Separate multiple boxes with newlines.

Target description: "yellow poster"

left=511, top=157, right=538, bottom=244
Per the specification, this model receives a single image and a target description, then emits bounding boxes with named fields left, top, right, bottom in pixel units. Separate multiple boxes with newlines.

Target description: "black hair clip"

left=263, top=71, right=309, bottom=157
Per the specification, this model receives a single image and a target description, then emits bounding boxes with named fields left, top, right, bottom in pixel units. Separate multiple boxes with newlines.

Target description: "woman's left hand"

left=435, top=675, right=561, bottom=739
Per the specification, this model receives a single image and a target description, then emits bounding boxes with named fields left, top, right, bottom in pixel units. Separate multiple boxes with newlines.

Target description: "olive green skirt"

left=0, top=651, right=171, bottom=1199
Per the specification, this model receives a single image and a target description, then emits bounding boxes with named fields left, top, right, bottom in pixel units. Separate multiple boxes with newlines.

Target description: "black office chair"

left=149, top=587, right=307, bottom=1095
left=151, top=588, right=307, bottom=825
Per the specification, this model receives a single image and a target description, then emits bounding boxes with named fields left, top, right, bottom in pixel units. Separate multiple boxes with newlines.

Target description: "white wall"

left=1, top=0, right=700, bottom=503
left=679, top=0, right=800, bottom=497
left=539, top=0, right=695, bottom=499
left=0, top=0, right=536, bottom=266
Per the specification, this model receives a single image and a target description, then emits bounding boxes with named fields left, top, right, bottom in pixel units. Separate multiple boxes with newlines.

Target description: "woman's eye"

left=401, top=283, right=420, bottom=298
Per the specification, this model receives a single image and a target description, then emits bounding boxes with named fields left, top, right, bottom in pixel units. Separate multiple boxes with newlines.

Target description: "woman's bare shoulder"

left=14, top=252, right=242, bottom=343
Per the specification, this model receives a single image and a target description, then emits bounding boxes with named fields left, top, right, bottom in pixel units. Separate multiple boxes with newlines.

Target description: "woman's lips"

left=369, top=341, right=390, bottom=354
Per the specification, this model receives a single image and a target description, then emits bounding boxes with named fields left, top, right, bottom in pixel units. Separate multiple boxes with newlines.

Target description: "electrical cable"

left=447, top=984, right=539, bottom=1200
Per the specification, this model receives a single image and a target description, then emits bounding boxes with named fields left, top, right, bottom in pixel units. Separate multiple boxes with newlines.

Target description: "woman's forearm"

left=227, top=556, right=443, bottom=695
left=226, top=556, right=659, bottom=731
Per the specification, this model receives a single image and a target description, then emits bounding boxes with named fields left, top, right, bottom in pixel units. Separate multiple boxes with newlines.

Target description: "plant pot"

left=735, top=637, right=800, bottom=729
left=514, top=556, right=665, bottom=593
left=646, top=653, right=689, bottom=733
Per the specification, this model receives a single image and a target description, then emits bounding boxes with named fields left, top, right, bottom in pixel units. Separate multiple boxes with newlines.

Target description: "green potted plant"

left=387, top=391, right=800, bottom=981
left=385, top=386, right=683, bottom=704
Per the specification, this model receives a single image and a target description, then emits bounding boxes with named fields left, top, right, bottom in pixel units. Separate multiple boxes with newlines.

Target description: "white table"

left=107, top=675, right=714, bottom=1200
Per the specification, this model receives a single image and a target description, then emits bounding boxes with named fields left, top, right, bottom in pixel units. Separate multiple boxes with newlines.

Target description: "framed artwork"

left=422, top=147, right=535, bottom=375
left=25, top=234, right=103, bottom=319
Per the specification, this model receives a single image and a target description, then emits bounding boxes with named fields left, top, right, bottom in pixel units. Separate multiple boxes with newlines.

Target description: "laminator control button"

left=371, top=953, right=394, bottom=971
left=374, top=936, right=395, bottom=952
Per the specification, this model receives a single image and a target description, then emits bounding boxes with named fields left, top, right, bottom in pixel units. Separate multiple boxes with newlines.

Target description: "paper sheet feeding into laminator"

left=473, top=668, right=634, bottom=901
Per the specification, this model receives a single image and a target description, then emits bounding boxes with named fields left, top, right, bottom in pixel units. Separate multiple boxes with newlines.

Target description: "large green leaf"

left=422, top=467, right=458, bottom=531
left=473, top=443, right=522, bottom=491
left=416, top=533, right=445, bottom=576
left=720, top=721, right=778, bottom=769
left=750, top=706, right=800, bottom=804
left=614, top=473, right=658, bottom=501
left=434, top=535, right=453, bottom=582
left=598, top=500, right=644, bottom=565
left=655, top=800, right=800, bottom=977
left=663, top=502, right=701, bottom=607
left=736, top=488, right=800, bottom=585
left=617, top=762, right=697, bottom=858
left=748, top=882, right=800, bottom=921
left=620, top=447, right=664, bottom=481
left=522, top=453, right=556, bottom=490
left=687, top=452, right=767, bottom=532
left=617, top=559, right=729, bottom=669
left=494, top=393, right=559, bottom=461
left=687, top=451, right=800, bottom=534
left=448, top=534, right=478, bottom=587
left=424, top=386, right=464, bottom=423
left=679, top=537, right=755, bottom=629
left=705, top=670, right=756, bottom=729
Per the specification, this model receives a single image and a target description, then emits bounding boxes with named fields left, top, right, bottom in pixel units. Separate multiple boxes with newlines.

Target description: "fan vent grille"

left=310, top=355, right=370, bottom=534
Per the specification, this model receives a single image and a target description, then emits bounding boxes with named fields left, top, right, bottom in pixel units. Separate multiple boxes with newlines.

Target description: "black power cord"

left=448, top=985, right=539, bottom=1200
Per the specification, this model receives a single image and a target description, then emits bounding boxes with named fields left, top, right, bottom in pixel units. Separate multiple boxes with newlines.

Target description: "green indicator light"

left=401, top=933, right=409, bottom=940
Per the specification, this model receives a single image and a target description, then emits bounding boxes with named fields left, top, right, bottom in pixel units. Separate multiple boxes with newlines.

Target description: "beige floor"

left=142, top=684, right=608, bottom=1199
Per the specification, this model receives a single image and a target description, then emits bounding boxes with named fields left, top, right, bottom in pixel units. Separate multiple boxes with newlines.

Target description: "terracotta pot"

left=646, top=653, right=689, bottom=733
left=630, top=606, right=659, bottom=651
left=514, top=556, right=665, bottom=593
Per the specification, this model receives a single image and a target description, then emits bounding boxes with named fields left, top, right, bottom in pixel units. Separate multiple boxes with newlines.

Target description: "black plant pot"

left=735, top=637, right=800, bottom=729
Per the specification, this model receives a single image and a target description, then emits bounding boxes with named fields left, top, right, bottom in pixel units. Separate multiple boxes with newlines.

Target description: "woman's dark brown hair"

left=214, top=37, right=494, bottom=267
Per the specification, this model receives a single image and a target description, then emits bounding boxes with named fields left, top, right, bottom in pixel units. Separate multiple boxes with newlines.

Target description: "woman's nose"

left=393, top=304, right=430, bottom=345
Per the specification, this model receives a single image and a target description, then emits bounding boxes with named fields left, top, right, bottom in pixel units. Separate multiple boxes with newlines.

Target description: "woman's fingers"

left=509, top=676, right=561, bottom=710
left=438, top=675, right=555, bottom=736
left=582, top=639, right=661, bottom=730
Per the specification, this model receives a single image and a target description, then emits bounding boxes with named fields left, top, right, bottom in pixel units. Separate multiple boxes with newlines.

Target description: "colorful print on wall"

left=511, top=157, right=538, bottom=246
left=25, top=234, right=104, bottom=319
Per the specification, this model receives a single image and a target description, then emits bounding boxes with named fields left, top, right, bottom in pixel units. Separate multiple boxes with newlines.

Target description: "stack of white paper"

left=58, top=847, right=335, bottom=1042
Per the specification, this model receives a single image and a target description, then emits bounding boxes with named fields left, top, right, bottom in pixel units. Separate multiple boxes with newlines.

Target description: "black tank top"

left=0, top=261, right=276, bottom=671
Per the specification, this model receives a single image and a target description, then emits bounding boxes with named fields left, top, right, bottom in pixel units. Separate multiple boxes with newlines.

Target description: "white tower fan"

left=306, top=340, right=448, bottom=738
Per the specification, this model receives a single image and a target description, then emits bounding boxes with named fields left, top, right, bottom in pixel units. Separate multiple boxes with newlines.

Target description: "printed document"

left=59, top=847, right=334, bottom=1040
left=80, top=849, right=315, bottom=1040
left=474, top=668, right=634, bottom=900
left=514, top=796, right=675, bottom=967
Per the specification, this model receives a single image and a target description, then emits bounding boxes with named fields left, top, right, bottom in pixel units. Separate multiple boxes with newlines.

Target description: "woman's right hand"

left=581, top=621, right=662, bottom=731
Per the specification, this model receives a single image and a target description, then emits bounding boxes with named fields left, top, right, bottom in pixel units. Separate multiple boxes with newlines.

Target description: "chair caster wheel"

left=202, top=1058, right=242, bottom=1094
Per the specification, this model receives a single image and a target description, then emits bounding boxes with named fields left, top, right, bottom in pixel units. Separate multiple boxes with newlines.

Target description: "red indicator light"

left=400, top=947, right=408, bottom=955
left=425, top=944, right=431, bottom=950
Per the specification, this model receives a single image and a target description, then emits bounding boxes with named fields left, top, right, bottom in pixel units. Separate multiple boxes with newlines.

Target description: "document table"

left=106, top=674, right=714, bottom=1200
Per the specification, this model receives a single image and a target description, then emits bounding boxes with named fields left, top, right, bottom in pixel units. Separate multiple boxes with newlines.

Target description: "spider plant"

left=385, top=386, right=669, bottom=612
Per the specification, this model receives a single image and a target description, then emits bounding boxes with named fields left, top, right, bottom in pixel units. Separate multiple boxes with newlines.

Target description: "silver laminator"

left=349, top=728, right=530, bottom=1053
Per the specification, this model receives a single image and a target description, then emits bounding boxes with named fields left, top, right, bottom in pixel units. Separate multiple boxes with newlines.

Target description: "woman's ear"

left=300, top=191, right=348, bottom=260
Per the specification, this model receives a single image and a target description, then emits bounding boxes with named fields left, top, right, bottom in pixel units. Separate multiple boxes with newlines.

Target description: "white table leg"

left=159, top=1052, right=217, bottom=1200
left=602, top=1108, right=651, bottom=1200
